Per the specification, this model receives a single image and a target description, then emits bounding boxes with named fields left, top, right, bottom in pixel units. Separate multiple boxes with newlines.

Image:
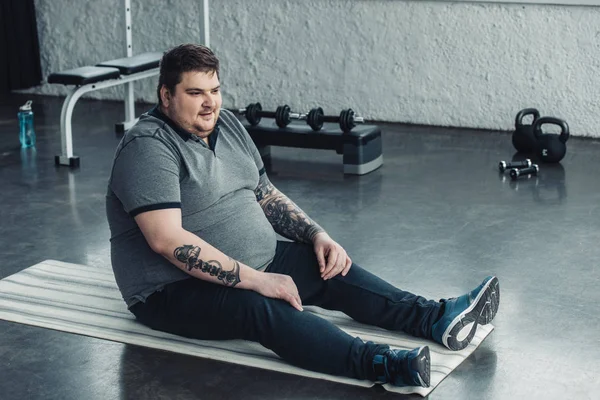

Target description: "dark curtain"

left=0, top=0, right=43, bottom=93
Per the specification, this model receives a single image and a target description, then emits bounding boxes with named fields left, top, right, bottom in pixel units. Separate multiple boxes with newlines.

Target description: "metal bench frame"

left=56, top=67, right=159, bottom=166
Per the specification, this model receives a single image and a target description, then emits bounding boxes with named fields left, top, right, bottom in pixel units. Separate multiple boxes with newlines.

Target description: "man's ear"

left=160, top=85, right=171, bottom=107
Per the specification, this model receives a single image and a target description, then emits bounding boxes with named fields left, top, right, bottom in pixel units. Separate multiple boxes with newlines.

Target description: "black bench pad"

left=96, top=52, right=163, bottom=75
left=47, top=66, right=121, bottom=85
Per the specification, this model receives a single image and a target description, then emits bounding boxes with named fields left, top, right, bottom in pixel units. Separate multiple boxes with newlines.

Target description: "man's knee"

left=242, top=291, right=293, bottom=320
left=232, top=292, right=299, bottom=342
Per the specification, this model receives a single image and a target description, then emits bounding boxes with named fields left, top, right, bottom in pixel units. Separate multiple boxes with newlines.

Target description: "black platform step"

left=244, top=120, right=383, bottom=175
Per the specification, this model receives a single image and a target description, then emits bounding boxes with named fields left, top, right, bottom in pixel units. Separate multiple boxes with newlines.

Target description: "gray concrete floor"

left=0, top=94, right=599, bottom=400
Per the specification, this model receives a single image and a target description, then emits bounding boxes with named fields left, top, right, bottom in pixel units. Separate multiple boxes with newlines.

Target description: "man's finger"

left=325, top=255, right=345, bottom=280
left=316, top=247, right=326, bottom=272
left=324, top=250, right=346, bottom=279
left=322, top=250, right=339, bottom=279
left=281, top=279, right=303, bottom=311
left=288, top=294, right=303, bottom=312
left=325, top=247, right=338, bottom=271
left=337, top=251, right=346, bottom=271
left=341, top=256, right=352, bottom=276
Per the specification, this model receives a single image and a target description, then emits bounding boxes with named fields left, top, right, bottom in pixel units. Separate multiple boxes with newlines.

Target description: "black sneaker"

left=373, top=346, right=431, bottom=387
left=431, top=276, right=500, bottom=351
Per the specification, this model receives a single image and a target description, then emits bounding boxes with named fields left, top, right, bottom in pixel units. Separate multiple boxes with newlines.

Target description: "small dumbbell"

left=305, top=107, right=365, bottom=132
left=498, top=159, right=532, bottom=173
left=235, top=103, right=302, bottom=128
left=510, top=164, right=539, bottom=180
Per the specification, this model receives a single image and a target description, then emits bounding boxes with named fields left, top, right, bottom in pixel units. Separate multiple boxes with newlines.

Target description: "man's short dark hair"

left=156, top=44, right=220, bottom=105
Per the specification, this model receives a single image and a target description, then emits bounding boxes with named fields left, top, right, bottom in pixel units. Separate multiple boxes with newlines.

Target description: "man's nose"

left=202, top=95, right=215, bottom=108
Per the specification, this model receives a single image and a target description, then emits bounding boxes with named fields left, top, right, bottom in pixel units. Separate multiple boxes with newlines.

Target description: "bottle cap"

left=19, top=100, right=33, bottom=111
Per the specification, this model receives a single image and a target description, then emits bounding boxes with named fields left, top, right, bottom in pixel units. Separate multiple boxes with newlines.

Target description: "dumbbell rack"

left=242, top=119, right=383, bottom=175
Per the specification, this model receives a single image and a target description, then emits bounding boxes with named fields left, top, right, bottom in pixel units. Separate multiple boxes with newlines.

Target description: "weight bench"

left=48, top=51, right=162, bottom=167
left=244, top=120, right=383, bottom=175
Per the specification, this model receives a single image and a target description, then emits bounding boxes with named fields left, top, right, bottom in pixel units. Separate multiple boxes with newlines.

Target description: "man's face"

left=161, top=70, right=222, bottom=139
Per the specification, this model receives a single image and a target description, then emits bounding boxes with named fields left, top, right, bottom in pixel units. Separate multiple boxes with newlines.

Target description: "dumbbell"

left=305, top=107, right=365, bottom=132
left=498, top=159, right=532, bottom=173
left=510, top=164, right=539, bottom=180
left=235, top=103, right=302, bottom=128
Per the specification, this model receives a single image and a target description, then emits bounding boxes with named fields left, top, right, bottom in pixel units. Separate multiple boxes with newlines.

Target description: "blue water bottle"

left=18, top=100, right=36, bottom=148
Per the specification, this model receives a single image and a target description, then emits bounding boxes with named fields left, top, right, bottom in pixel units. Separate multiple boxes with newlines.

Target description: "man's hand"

left=313, top=232, right=352, bottom=280
left=253, top=272, right=304, bottom=312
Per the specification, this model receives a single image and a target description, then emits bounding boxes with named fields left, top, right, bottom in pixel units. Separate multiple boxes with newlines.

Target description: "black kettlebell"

left=533, top=117, right=569, bottom=163
left=512, top=108, right=540, bottom=153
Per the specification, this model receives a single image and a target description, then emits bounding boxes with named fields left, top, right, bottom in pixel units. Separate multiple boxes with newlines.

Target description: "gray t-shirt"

left=106, top=107, right=277, bottom=307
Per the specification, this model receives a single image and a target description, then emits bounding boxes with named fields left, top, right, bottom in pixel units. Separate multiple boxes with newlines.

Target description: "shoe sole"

left=442, top=276, right=499, bottom=351
left=410, top=346, right=431, bottom=388
left=478, top=276, right=500, bottom=325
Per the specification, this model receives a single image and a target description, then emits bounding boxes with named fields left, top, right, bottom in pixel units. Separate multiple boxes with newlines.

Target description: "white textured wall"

left=24, top=0, right=600, bottom=137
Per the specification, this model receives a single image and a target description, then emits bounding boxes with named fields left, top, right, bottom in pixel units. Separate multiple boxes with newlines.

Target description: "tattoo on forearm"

left=254, top=177, right=324, bottom=243
left=173, top=245, right=241, bottom=286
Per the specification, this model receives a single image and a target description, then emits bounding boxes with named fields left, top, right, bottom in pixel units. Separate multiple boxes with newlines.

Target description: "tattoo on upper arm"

left=173, top=245, right=241, bottom=286
left=254, top=174, right=276, bottom=203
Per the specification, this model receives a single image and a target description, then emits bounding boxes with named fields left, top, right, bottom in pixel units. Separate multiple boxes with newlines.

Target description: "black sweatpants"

left=129, top=241, right=441, bottom=381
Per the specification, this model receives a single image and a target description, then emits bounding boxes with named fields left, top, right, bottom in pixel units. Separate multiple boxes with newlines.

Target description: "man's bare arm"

left=135, top=208, right=260, bottom=289
left=172, top=244, right=242, bottom=286
left=134, top=208, right=303, bottom=310
left=254, top=173, right=325, bottom=244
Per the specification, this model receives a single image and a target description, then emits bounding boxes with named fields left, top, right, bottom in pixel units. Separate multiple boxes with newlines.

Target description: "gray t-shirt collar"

left=149, top=105, right=220, bottom=150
